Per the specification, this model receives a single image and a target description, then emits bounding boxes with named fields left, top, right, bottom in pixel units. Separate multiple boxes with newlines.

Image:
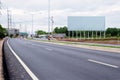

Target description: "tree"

left=54, top=26, right=68, bottom=34
left=54, top=27, right=59, bottom=33
left=36, top=30, right=46, bottom=35
left=0, top=24, right=7, bottom=39
left=106, top=28, right=120, bottom=37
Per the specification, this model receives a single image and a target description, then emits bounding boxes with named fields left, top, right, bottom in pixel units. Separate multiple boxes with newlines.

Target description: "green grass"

left=56, top=41, right=119, bottom=48
left=27, top=38, right=120, bottom=49
left=81, top=44, right=120, bottom=48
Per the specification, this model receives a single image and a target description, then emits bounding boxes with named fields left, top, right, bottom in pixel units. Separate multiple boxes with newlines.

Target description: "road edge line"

left=7, top=40, right=39, bottom=80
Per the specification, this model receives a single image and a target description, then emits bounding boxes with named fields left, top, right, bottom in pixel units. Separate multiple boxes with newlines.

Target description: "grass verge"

left=29, top=38, right=120, bottom=49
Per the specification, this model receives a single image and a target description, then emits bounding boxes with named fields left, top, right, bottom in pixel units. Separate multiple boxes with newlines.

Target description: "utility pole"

left=7, top=9, right=10, bottom=36
left=31, top=14, right=33, bottom=35
left=48, top=0, right=50, bottom=33
left=7, top=8, right=12, bottom=36
left=9, top=11, right=12, bottom=28
left=51, top=16, right=54, bottom=33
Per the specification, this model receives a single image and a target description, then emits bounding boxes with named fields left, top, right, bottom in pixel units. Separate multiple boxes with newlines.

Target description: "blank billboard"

left=68, top=16, right=105, bottom=31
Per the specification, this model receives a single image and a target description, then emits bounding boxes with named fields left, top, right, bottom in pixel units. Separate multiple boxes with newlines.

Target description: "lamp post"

left=31, top=12, right=41, bottom=35
left=24, top=12, right=41, bottom=37
left=17, top=11, right=42, bottom=38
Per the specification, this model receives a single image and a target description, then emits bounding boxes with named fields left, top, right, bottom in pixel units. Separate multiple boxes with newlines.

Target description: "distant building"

left=52, top=34, right=66, bottom=39
left=6, top=28, right=19, bottom=36
left=19, top=32, right=28, bottom=38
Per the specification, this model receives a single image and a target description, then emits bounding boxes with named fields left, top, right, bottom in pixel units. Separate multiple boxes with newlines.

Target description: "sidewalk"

left=0, top=40, right=4, bottom=80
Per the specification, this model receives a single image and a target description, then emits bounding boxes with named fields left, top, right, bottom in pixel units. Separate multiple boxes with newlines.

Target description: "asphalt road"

left=5, top=38, right=120, bottom=80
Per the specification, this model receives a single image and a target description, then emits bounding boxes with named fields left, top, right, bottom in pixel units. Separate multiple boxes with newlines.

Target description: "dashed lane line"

left=88, top=59, right=119, bottom=68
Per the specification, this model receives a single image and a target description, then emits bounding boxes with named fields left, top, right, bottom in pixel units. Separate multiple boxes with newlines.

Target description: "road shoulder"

left=0, top=40, right=4, bottom=80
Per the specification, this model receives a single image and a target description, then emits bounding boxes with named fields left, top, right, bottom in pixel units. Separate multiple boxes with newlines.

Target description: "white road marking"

left=45, top=48, right=53, bottom=51
left=30, top=44, right=40, bottom=47
left=7, top=40, right=39, bottom=80
left=30, top=43, right=53, bottom=51
left=88, top=59, right=119, bottom=68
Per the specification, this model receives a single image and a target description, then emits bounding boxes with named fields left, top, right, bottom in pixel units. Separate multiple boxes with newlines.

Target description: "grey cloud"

left=3, top=0, right=48, bottom=11
left=1, top=0, right=120, bottom=31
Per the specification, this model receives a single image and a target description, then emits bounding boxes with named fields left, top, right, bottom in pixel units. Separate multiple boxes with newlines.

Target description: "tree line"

left=1, top=24, right=119, bottom=39
left=36, top=26, right=120, bottom=38
left=106, top=28, right=120, bottom=37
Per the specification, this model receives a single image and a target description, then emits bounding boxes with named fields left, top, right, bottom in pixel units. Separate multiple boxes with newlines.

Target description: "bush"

left=0, top=32, right=5, bottom=39
left=0, top=24, right=7, bottom=39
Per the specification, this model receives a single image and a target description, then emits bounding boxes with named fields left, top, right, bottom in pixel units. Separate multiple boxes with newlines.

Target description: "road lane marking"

left=45, top=48, right=53, bottom=51
left=27, top=43, right=53, bottom=51
left=88, top=59, right=119, bottom=68
left=30, top=44, right=40, bottom=47
left=7, top=40, right=39, bottom=80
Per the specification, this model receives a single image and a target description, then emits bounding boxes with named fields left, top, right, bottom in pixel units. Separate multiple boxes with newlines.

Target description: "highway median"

left=28, top=38, right=120, bottom=53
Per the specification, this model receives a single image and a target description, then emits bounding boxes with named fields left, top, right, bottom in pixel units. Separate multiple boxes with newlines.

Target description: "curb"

left=0, top=40, right=4, bottom=80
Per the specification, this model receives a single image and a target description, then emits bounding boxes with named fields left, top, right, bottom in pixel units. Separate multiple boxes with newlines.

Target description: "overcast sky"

left=0, top=0, right=120, bottom=33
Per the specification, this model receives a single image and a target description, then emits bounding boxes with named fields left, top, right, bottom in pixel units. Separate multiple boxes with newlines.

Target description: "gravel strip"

left=3, top=39, right=32, bottom=80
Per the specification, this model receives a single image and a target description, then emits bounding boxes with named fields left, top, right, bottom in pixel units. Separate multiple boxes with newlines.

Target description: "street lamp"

left=23, top=12, right=41, bottom=37
left=31, top=12, right=42, bottom=35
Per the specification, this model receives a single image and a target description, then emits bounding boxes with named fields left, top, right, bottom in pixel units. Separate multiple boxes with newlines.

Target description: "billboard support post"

left=76, top=31, right=78, bottom=39
left=92, top=30, right=93, bottom=39
left=100, top=31, right=102, bottom=39
left=88, top=31, right=89, bottom=39
left=96, top=31, right=97, bottom=39
left=69, top=31, right=70, bottom=39
left=84, top=30, right=85, bottom=39
left=104, top=31, right=106, bottom=38
left=72, top=31, right=74, bottom=38
left=80, top=30, right=81, bottom=39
